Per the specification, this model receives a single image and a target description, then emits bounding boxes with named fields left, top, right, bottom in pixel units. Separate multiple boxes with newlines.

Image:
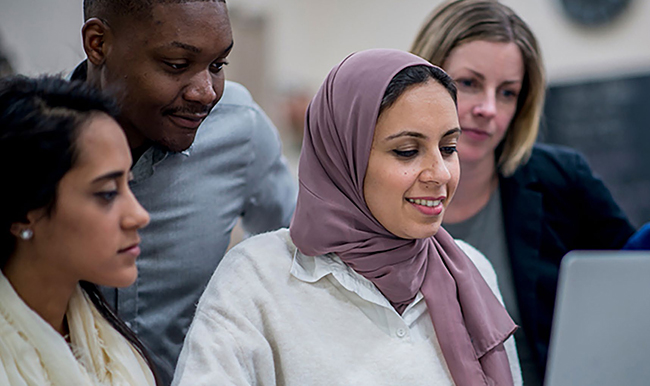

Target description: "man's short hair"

left=83, top=0, right=225, bottom=22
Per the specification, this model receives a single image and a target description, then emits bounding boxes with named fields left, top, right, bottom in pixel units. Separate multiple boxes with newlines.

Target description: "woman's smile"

left=406, top=196, right=446, bottom=216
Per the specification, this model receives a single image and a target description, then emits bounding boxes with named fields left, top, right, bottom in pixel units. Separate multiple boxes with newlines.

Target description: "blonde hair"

left=410, top=0, right=545, bottom=176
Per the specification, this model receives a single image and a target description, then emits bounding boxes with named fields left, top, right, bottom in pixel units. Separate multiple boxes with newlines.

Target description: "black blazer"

left=499, top=143, right=635, bottom=379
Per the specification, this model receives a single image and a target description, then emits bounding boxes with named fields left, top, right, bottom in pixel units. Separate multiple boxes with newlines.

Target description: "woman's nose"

left=418, top=154, right=451, bottom=186
left=472, top=92, right=497, bottom=119
left=122, top=189, right=150, bottom=230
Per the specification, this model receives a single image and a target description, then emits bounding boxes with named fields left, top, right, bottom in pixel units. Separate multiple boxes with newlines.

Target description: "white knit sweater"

left=173, top=229, right=522, bottom=386
left=0, top=272, right=155, bottom=386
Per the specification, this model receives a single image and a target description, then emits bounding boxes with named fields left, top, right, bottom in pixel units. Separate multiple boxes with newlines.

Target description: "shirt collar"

left=131, top=145, right=168, bottom=183
left=290, top=249, right=424, bottom=312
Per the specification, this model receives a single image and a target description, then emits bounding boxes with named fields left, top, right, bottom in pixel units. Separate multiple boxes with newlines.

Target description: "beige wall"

left=0, top=0, right=84, bottom=76
left=229, top=0, right=650, bottom=94
left=1, top=0, right=649, bottom=101
left=502, top=0, right=650, bottom=83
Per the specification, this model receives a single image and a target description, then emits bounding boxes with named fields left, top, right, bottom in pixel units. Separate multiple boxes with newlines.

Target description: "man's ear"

left=82, top=18, right=111, bottom=66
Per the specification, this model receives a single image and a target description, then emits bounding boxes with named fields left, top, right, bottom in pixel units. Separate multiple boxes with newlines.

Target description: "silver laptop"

left=544, top=250, right=650, bottom=386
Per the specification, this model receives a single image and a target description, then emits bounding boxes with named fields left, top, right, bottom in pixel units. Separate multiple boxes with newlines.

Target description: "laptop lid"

left=544, top=250, right=650, bottom=386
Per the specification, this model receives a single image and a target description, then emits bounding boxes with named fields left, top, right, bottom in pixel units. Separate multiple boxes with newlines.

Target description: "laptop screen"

left=544, top=250, right=650, bottom=386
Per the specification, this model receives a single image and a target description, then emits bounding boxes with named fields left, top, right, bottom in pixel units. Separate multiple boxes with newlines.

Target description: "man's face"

left=101, top=1, right=233, bottom=152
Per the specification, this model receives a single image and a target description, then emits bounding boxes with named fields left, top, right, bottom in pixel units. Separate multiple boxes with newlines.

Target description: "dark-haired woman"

left=0, top=75, right=157, bottom=385
left=173, top=49, right=522, bottom=386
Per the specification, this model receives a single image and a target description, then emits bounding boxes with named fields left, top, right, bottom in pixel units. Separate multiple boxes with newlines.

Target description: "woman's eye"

left=456, top=78, right=476, bottom=89
left=392, top=149, right=418, bottom=158
left=500, top=89, right=518, bottom=99
left=95, top=191, right=118, bottom=202
left=441, top=146, right=458, bottom=155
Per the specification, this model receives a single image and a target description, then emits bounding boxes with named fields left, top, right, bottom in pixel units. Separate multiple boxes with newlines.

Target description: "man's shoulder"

left=195, top=81, right=273, bottom=144
left=214, top=81, right=258, bottom=110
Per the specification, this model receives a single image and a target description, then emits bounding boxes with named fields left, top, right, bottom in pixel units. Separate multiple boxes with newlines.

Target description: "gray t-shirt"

left=445, top=189, right=542, bottom=386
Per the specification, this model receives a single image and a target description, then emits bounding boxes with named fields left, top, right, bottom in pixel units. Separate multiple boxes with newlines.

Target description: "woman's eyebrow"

left=384, top=131, right=427, bottom=141
left=465, top=69, right=521, bottom=85
left=443, top=127, right=462, bottom=137
left=91, top=170, right=124, bottom=183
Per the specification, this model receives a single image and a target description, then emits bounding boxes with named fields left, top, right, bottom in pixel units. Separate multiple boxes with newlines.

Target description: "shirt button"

left=396, top=328, right=407, bottom=338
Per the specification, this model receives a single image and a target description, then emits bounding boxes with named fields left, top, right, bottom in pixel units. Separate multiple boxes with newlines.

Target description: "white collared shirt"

left=291, top=250, right=436, bottom=343
left=174, top=229, right=522, bottom=386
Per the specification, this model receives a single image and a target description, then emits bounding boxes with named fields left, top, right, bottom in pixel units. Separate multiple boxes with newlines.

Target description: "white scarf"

left=0, top=272, right=155, bottom=385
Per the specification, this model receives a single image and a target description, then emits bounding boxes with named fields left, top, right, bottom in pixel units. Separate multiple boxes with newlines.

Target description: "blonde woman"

left=411, top=1, right=634, bottom=384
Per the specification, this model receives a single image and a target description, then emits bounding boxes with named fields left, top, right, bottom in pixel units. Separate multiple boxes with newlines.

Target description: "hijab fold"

left=290, top=49, right=517, bottom=386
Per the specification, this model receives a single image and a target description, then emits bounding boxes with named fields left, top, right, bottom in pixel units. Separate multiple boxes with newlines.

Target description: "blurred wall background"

left=2, top=1, right=649, bottom=92
left=2, top=0, right=649, bottom=224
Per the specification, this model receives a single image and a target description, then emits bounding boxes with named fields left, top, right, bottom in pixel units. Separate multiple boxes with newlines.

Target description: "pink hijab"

left=289, top=49, right=517, bottom=385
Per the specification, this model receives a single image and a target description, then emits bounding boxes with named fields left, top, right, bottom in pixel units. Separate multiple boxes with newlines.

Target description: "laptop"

left=544, top=250, right=650, bottom=386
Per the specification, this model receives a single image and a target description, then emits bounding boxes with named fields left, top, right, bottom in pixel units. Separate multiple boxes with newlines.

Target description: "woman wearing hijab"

left=173, top=49, right=522, bottom=386
left=0, top=75, right=158, bottom=385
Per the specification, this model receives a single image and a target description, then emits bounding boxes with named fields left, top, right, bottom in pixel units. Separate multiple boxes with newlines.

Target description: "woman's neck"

left=444, top=155, right=499, bottom=224
left=2, top=251, right=75, bottom=336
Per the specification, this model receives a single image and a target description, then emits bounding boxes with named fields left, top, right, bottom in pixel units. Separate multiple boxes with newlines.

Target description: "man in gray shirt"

left=75, top=1, right=297, bottom=384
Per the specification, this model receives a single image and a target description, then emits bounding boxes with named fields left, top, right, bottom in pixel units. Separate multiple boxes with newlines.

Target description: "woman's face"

left=364, top=80, right=460, bottom=239
left=26, top=113, right=150, bottom=288
left=443, top=40, right=524, bottom=166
